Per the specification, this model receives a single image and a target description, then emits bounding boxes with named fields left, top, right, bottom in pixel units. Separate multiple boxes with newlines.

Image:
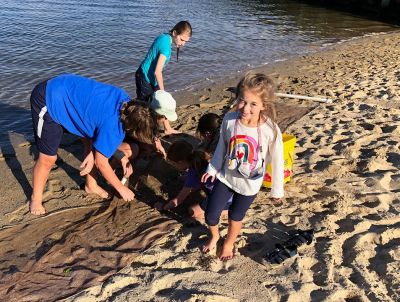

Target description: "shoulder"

left=220, top=111, right=238, bottom=130
left=223, top=111, right=239, bottom=123
left=261, top=118, right=281, bottom=137
left=155, top=33, right=171, bottom=44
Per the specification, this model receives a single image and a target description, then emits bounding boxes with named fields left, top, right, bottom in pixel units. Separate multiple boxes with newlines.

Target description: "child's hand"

left=121, top=157, right=133, bottom=178
left=154, top=137, right=167, bottom=158
left=201, top=172, right=215, bottom=184
left=80, top=151, right=94, bottom=176
left=118, top=186, right=135, bottom=202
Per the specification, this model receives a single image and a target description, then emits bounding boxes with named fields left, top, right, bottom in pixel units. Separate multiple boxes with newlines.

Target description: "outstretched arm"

left=95, top=150, right=135, bottom=201
left=163, top=186, right=193, bottom=210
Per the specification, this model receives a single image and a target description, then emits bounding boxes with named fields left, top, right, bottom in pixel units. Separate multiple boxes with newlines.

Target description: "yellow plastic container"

left=263, top=133, right=296, bottom=188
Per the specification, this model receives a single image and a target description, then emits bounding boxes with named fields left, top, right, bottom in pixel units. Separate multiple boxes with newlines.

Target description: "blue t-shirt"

left=140, top=33, right=172, bottom=87
left=46, top=74, right=131, bottom=158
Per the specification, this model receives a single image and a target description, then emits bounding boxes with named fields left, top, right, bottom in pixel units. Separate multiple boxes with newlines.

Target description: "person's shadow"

left=0, top=101, right=87, bottom=203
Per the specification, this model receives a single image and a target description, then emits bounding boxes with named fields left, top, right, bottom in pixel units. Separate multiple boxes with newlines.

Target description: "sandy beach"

left=1, top=31, right=400, bottom=302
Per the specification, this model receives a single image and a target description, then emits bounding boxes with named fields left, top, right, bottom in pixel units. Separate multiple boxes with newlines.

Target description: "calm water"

left=0, top=0, right=398, bottom=147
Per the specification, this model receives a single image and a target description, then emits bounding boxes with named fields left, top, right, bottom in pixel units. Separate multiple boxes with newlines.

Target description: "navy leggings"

left=135, top=68, right=159, bottom=102
left=205, top=180, right=257, bottom=226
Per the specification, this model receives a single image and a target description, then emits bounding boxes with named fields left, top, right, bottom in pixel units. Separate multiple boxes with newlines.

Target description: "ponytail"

left=169, top=20, right=192, bottom=62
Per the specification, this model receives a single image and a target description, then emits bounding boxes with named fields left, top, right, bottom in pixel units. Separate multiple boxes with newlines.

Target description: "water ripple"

left=0, top=0, right=398, bottom=147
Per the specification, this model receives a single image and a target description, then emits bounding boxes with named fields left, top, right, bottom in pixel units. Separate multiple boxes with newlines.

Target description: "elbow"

left=154, top=70, right=163, bottom=79
left=95, top=158, right=107, bottom=172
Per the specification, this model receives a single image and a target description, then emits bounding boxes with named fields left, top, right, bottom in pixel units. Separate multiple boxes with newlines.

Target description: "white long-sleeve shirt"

left=206, top=111, right=284, bottom=197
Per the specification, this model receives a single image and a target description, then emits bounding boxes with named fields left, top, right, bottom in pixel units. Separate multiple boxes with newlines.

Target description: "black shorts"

left=135, top=67, right=159, bottom=102
left=30, top=80, right=63, bottom=156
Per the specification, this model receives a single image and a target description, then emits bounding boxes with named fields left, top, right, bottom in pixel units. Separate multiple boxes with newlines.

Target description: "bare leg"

left=219, top=219, right=242, bottom=261
left=84, top=168, right=110, bottom=198
left=190, top=203, right=205, bottom=220
left=81, top=138, right=109, bottom=199
left=110, top=142, right=139, bottom=169
left=117, top=142, right=139, bottom=160
left=202, top=224, right=220, bottom=253
left=30, top=153, right=57, bottom=215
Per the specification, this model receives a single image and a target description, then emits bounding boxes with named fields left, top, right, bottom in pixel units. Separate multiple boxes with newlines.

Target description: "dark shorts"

left=204, top=180, right=256, bottom=226
left=200, top=196, right=231, bottom=212
left=30, top=80, right=63, bottom=156
left=135, top=67, right=159, bottom=102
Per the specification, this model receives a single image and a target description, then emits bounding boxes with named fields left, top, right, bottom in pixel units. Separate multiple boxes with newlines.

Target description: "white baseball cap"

left=149, top=90, right=178, bottom=121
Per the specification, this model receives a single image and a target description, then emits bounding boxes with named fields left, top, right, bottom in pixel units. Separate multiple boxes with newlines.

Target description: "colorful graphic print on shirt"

left=228, top=134, right=260, bottom=169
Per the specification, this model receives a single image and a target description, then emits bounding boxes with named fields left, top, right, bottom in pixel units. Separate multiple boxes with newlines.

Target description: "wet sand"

left=1, top=31, right=400, bottom=301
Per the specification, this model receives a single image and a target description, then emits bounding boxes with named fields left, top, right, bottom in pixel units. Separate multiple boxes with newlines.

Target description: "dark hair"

left=235, top=71, right=278, bottom=140
left=170, top=21, right=192, bottom=62
left=120, top=101, right=159, bottom=144
left=169, top=20, right=192, bottom=37
left=197, top=113, right=221, bottom=137
left=167, top=140, right=211, bottom=174
left=196, top=113, right=221, bottom=154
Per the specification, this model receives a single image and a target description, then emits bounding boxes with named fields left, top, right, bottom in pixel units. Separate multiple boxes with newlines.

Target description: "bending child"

left=163, top=140, right=210, bottom=211
left=135, top=21, right=192, bottom=134
left=29, top=73, right=163, bottom=215
left=201, top=71, right=284, bottom=261
left=116, top=90, right=178, bottom=161
left=162, top=140, right=232, bottom=220
left=196, top=112, right=221, bottom=154
left=161, top=112, right=222, bottom=212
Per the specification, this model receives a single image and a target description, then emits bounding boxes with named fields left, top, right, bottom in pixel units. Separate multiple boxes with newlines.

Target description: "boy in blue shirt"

left=29, top=74, right=165, bottom=215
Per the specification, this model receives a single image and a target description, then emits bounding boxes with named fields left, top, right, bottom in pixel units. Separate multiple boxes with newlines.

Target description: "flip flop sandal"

left=283, top=235, right=307, bottom=248
left=298, top=229, right=314, bottom=245
left=266, top=250, right=288, bottom=264
left=284, top=229, right=314, bottom=248
left=293, top=234, right=309, bottom=246
left=266, top=244, right=297, bottom=264
left=283, top=244, right=298, bottom=257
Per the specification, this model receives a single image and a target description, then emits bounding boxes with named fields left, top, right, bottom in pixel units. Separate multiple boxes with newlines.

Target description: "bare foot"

left=85, top=184, right=110, bottom=199
left=164, top=128, right=181, bottom=135
left=219, top=243, right=234, bottom=261
left=202, top=236, right=219, bottom=253
left=30, top=200, right=46, bottom=215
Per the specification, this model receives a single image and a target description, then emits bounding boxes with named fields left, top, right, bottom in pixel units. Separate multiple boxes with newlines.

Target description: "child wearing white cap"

left=149, top=90, right=178, bottom=122
left=149, top=90, right=179, bottom=134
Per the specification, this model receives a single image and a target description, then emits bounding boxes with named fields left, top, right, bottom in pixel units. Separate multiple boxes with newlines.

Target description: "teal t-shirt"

left=140, top=33, right=172, bottom=87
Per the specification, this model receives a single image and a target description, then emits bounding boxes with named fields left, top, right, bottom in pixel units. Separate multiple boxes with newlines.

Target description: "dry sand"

left=1, top=31, right=400, bottom=302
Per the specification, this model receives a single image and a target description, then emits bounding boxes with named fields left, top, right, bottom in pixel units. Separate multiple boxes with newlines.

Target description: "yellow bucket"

left=263, top=133, right=296, bottom=188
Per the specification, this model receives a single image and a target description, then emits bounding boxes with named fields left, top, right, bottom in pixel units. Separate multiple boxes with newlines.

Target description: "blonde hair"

left=167, top=140, right=211, bottom=174
left=120, top=101, right=159, bottom=144
left=235, top=71, right=278, bottom=139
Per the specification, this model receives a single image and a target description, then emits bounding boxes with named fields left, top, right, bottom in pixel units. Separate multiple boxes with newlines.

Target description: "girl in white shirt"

left=201, top=71, right=284, bottom=261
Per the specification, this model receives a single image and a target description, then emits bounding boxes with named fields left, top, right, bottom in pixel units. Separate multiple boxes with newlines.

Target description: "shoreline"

left=0, top=29, right=399, bottom=151
left=173, top=29, right=400, bottom=107
left=1, top=30, right=400, bottom=301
